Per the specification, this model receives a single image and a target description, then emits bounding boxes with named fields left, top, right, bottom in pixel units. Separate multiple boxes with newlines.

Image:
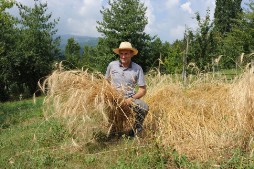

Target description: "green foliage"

left=162, top=40, right=184, bottom=74
left=64, top=37, right=81, bottom=69
left=0, top=0, right=61, bottom=101
left=0, top=0, right=14, bottom=12
left=242, top=0, right=254, bottom=52
left=147, top=37, right=163, bottom=70
left=0, top=0, right=17, bottom=101
left=187, top=10, right=217, bottom=71
left=213, top=0, right=244, bottom=69
left=221, top=1, right=254, bottom=69
left=79, top=38, right=116, bottom=73
left=219, top=148, right=254, bottom=168
left=214, top=0, right=243, bottom=35
left=172, top=149, right=194, bottom=168
left=14, top=0, right=60, bottom=94
left=59, top=34, right=98, bottom=53
left=96, top=0, right=154, bottom=72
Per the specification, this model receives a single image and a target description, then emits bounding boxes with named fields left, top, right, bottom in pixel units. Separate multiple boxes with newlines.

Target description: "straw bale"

left=146, top=71, right=254, bottom=161
left=39, top=67, right=254, bottom=161
left=40, top=70, right=134, bottom=141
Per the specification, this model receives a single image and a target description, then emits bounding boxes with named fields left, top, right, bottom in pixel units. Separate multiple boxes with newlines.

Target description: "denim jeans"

left=130, top=99, right=149, bottom=132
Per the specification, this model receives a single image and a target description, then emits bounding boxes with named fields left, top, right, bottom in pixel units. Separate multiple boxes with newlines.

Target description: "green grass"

left=0, top=97, right=253, bottom=168
left=219, top=68, right=243, bottom=79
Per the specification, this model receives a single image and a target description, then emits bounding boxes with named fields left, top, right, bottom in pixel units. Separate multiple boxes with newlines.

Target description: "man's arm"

left=132, top=86, right=146, bottom=99
left=125, top=86, right=146, bottom=105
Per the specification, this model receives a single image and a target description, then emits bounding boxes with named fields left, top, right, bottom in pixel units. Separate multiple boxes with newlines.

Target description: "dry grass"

left=39, top=66, right=254, bottom=162
left=39, top=69, right=134, bottom=143
left=145, top=69, right=254, bottom=161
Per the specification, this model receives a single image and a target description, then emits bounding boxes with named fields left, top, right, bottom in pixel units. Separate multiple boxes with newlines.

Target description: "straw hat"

left=113, top=42, right=138, bottom=55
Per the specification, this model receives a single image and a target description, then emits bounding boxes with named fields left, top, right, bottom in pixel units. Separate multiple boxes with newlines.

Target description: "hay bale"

left=146, top=71, right=254, bottom=161
left=39, top=69, right=134, bottom=141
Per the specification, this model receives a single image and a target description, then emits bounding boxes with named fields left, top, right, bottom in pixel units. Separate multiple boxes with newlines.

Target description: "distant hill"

left=58, top=34, right=99, bottom=53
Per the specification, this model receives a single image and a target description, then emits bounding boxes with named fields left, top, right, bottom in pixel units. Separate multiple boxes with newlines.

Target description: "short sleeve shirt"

left=105, top=60, right=146, bottom=98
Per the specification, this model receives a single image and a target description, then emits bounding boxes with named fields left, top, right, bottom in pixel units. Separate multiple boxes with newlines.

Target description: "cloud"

left=21, top=0, right=102, bottom=37
left=181, top=2, right=193, bottom=14
left=66, top=17, right=99, bottom=36
left=166, top=0, right=179, bottom=9
left=78, top=0, right=103, bottom=16
left=8, top=0, right=249, bottom=43
left=142, top=0, right=156, bottom=34
left=58, top=0, right=103, bottom=36
left=169, top=25, right=186, bottom=40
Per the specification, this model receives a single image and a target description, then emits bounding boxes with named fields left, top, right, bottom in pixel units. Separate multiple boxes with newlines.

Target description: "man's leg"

left=129, top=99, right=149, bottom=136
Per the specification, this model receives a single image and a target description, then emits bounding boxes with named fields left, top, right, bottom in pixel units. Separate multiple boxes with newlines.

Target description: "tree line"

left=1, top=0, right=254, bottom=101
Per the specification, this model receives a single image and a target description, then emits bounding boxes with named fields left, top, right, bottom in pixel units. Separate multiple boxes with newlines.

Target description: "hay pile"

left=39, top=69, right=134, bottom=141
left=146, top=71, right=254, bottom=161
left=39, top=67, right=254, bottom=161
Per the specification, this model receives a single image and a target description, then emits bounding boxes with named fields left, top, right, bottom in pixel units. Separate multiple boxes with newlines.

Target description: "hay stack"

left=39, top=67, right=254, bottom=161
left=39, top=69, right=134, bottom=141
left=146, top=71, right=254, bottom=161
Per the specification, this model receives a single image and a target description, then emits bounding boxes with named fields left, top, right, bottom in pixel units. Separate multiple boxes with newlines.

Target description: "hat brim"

left=113, top=48, right=138, bottom=55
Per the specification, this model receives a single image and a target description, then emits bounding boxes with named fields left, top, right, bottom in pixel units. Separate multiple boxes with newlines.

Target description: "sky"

left=8, top=0, right=250, bottom=43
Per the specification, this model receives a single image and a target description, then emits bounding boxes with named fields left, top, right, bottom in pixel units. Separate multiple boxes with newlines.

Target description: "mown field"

left=1, top=69, right=254, bottom=168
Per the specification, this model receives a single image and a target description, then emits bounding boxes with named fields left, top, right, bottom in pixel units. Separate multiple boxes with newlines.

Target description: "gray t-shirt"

left=105, top=60, right=146, bottom=98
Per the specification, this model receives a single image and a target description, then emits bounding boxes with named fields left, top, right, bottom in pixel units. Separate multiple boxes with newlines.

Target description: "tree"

left=81, top=45, right=101, bottom=71
left=240, top=0, right=254, bottom=53
left=96, top=0, right=154, bottom=72
left=14, top=0, right=60, bottom=97
left=187, top=10, right=217, bottom=71
left=163, top=40, right=184, bottom=74
left=222, top=0, right=254, bottom=68
left=146, top=37, right=162, bottom=70
left=0, top=0, right=16, bottom=101
left=214, top=0, right=242, bottom=35
left=213, top=0, right=243, bottom=69
left=64, top=37, right=81, bottom=69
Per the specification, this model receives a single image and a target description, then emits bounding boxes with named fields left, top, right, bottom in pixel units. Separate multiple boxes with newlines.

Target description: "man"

left=105, top=41, right=149, bottom=137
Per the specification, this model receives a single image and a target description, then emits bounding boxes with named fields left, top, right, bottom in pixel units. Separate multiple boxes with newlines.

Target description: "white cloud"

left=58, top=0, right=103, bottom=37
left=67, top=17, right=99, bottom=36
left=22, top=0, right=103, bottom=37
left=181, top=2, right=193, bottom=14
left=142, top=0, right=156, bottom=34
left=169, top=25, right=186, bottom=40
left=78, top=0, right=103, bottom=16
left=166, top=0, right=179, bottom=9
left=7, top=0, right=249, bottom=43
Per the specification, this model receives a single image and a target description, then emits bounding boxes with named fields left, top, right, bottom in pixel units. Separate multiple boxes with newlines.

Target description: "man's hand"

left=124, top=97, right=135, bottom=106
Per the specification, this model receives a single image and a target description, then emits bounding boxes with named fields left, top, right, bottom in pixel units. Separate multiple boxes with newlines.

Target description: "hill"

left=58, top=34, right=99, bottom=53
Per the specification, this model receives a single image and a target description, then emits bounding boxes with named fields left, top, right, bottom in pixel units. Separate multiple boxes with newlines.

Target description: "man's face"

left=119, top=49, right=134, bottom=65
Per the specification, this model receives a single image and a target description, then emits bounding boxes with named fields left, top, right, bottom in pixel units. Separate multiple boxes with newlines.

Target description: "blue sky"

left=8, top=0, right=250, bottom=43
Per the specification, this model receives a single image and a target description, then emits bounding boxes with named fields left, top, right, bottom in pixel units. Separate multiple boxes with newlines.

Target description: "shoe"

left=127, top=128, right=143, bottom=138
left=128, top=129, right=135, bottom=138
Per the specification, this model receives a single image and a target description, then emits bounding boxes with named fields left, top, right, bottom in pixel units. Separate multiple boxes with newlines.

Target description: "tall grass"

left=145, top=68, right=254, bottom=161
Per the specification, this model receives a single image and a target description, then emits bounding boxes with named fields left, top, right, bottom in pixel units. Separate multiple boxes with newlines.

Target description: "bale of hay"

left=39, top=69, right=134, bottom=142
left=145, top=71, right=254, bottom=161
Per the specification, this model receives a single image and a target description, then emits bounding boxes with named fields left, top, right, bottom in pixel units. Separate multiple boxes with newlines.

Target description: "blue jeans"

left=130, top=99, right=149, bottom=132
